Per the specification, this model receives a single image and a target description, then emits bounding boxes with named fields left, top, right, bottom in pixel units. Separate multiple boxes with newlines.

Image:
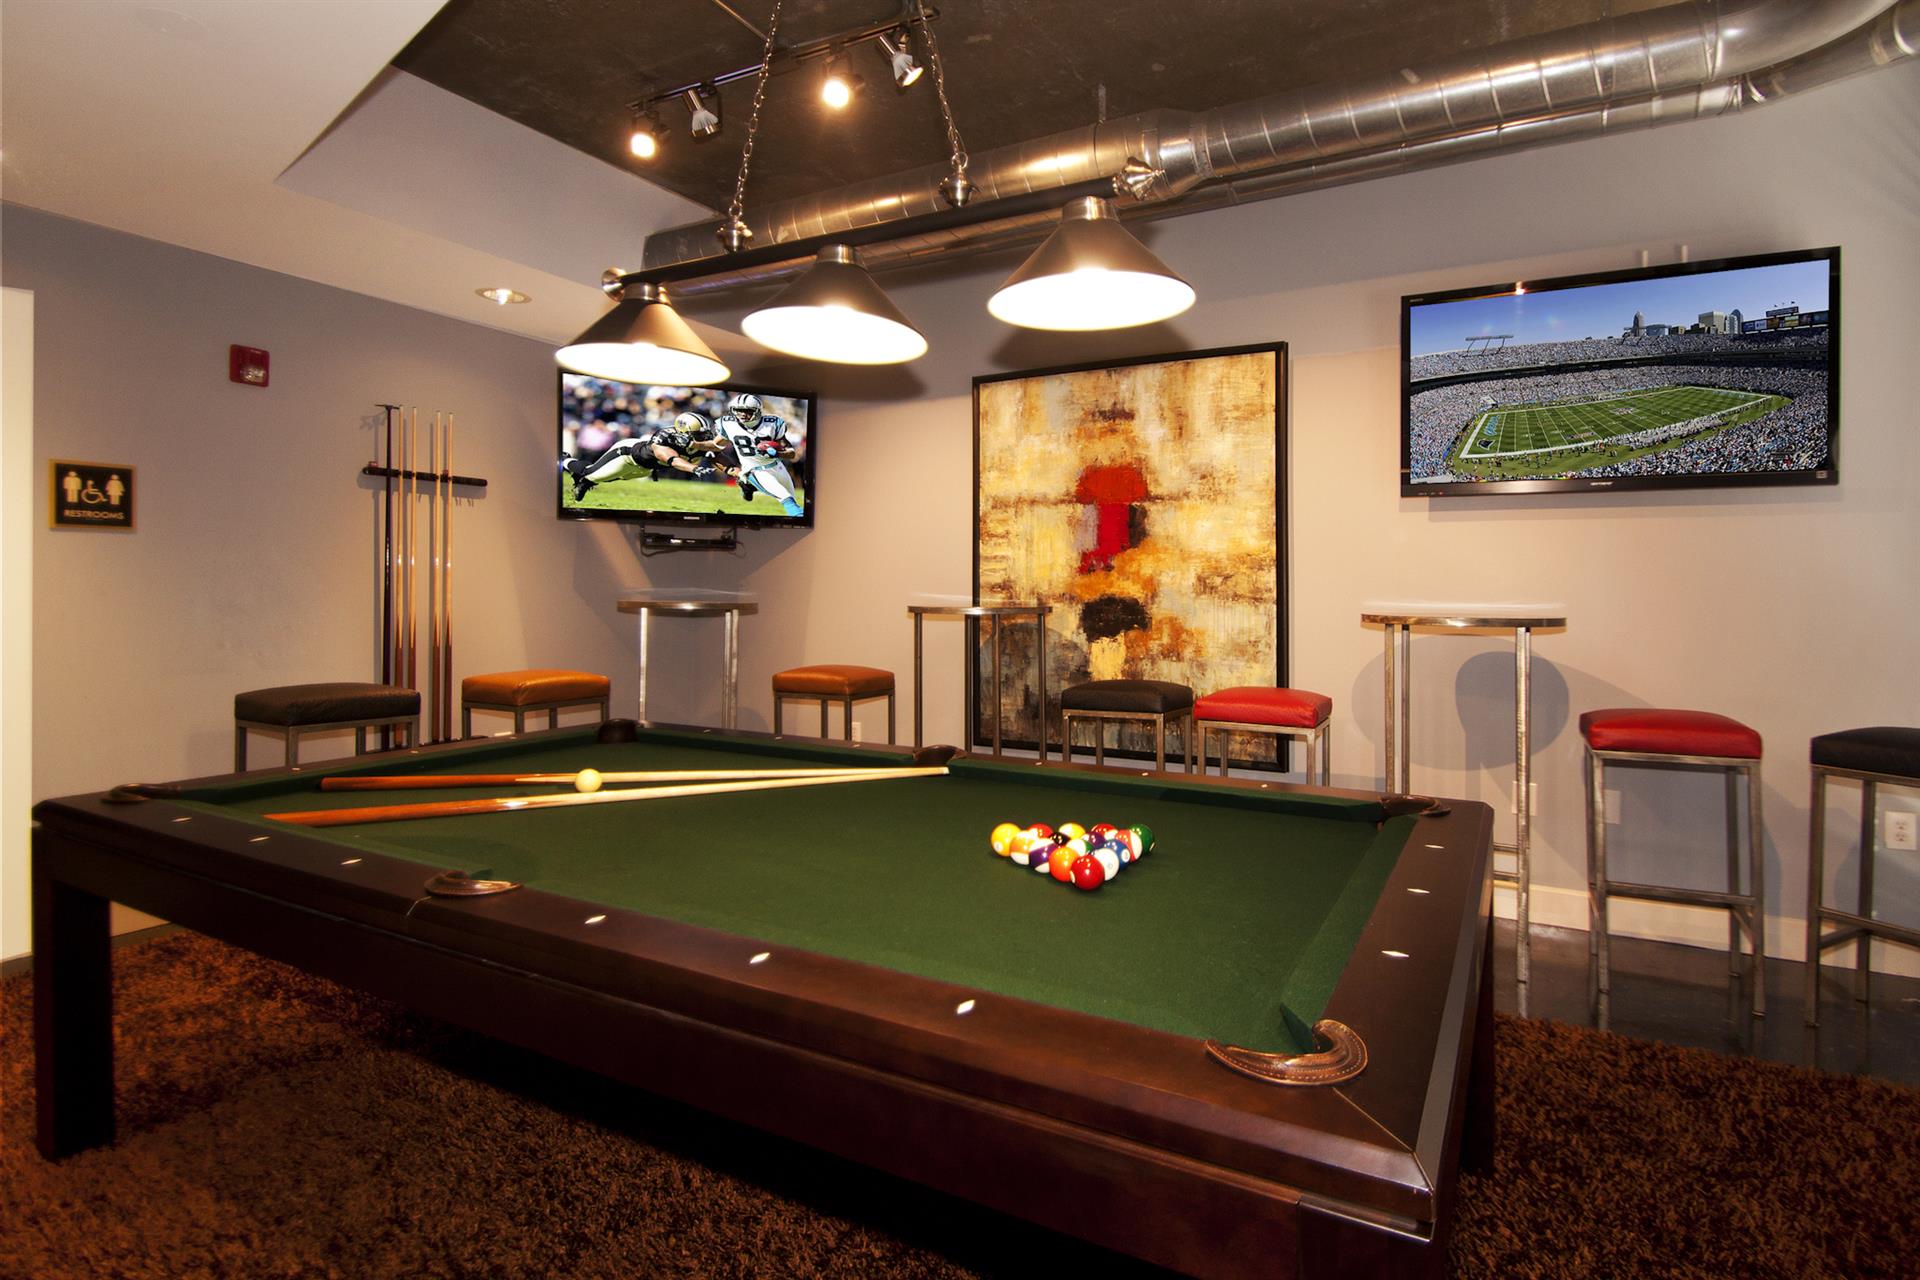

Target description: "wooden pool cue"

left=269, top=766, right=949, bottom=827
left=441, top=412, right=455, bottom=741
left=319, top=764, right=913, bottom=791
left=427, top=411, right=441, bottom=742
left=406, top=407, right=418, bottom=702
left=378, top=403, right=398, bottom=748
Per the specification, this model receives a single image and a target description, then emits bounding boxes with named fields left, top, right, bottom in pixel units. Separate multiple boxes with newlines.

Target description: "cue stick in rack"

left=269, top=765, right=948, bottom=827
left=441, top=412, right=454, bottom=742
left=378, top=403, right=398, bottom=748
left=427, top=411, right=440, bottom=743
left=320, top=764, right=918, bottom=791
left=406, top=408, right=418, bottom=708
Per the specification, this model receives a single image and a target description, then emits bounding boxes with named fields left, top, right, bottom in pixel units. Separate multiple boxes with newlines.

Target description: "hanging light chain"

left=721, top=0, right=785, bottom=250
left=915, top=0, right=974, bottom=205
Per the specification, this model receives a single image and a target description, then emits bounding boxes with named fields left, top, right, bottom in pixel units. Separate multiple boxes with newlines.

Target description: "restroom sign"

left=50, top=461, right=135, bottom=530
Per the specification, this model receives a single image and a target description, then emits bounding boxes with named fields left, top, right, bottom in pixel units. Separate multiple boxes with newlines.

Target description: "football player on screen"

left=714, top=393, right=804, bottom=517
left=560, top=411, right=724, bottom=502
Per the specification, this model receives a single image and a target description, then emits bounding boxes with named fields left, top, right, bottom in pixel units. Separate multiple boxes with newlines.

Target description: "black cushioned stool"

left=234, top=682, right=420, bottom=770
left=1805, top=726, right=1920, bottom=1024
left=1060, top=680, right=1194, bottom=773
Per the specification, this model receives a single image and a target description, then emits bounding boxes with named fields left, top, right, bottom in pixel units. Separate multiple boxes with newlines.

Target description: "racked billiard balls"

left=990, top=822, right=1022, bottom=856
left=1071, top=854, right=1106, bottom=891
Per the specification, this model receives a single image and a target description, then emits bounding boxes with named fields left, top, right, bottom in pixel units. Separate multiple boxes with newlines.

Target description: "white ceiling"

left=0, top=0, right=750, bottom=353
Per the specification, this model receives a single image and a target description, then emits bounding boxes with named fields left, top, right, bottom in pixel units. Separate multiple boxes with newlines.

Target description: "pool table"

left=33, top=722, right=1494, bottom=1279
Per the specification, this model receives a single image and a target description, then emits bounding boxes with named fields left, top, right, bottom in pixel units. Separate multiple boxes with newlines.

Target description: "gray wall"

left=4, top=205, right=645, bottom=949
left=7, top=60, right=1917, bottom=971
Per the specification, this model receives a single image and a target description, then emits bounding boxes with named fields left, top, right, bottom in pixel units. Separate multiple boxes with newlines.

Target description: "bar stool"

left=234, top=682, right=420, bottom=770
left=1060, top=680, right=1194, bottom=773
left=772, top=665, right=896, bottom=741
left=1581, top=708, right=1766, bottom=1016
left=1805, top=726, right=1920, bottom=1024
left=461, top=669, right=611, bottom=737
left=1193, top=687, right=1333, bottom=783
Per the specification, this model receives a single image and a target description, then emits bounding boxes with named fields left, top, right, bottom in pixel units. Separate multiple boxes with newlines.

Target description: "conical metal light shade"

left=988, top=197, right=1195, bottom=331
left=742, top=245, right=928, bottom=364
left=556, top=283, right=730, bottom=384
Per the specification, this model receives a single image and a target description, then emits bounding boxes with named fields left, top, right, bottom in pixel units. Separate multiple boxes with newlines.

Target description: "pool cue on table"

left=320, top=764, right=923, bottom=791
left=270, top=766, right=949, bottom=827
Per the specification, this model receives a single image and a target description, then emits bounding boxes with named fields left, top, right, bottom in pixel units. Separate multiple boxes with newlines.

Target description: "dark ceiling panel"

left=395, top=0, right=1624, bottom=215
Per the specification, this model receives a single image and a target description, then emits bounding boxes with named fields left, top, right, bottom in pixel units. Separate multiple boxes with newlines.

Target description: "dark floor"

left=1491, top=919, right=1920, bottom=1087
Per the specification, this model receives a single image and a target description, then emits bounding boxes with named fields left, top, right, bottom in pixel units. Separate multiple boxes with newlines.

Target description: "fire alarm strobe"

left=230, top=345, right=269, bottom=387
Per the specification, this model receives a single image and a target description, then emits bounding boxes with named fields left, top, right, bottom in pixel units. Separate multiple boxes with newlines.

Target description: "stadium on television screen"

left=1405, top=259, right=1833, bottom=486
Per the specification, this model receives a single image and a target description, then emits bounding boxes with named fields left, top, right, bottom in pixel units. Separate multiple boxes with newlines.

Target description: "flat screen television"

left=1401, top=247, right=1838, bottom=496
left=557, top=373, right=815, bottom=527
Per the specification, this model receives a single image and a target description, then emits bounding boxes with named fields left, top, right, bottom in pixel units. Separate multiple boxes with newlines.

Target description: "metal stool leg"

left=886, top=691, right=895, bottom=745
left=1857, top=779, right=1877, bottom=1005
left=774, top=694, right=784, bottom=736
left=284, top=729, right=299, bottom=770
left=820, top=697, right=830, bottom=738
left=1747, top=759, right=1766, bottom=1016
left=1588, top=750, right=1611, bottom=995
left=1806, top=769, right=1826, bottom=1025
left=235, top=725, right=247, bottom=772
left=1725, top=769, right=1743, bottom=977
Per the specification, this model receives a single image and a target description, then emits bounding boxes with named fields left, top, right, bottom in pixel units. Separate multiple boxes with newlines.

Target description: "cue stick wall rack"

left=371, top=404, right=488, bottom=748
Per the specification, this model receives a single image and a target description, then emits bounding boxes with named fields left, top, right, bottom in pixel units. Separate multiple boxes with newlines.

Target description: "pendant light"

left=555, top=283, right=730, bottom=384
left=987, top=197, right=1195, bottom=331
left=741, top=246, right=927, bottom=364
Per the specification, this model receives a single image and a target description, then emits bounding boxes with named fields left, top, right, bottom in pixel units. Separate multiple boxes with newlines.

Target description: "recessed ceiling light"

left=475, top=287, right=530, bottom=306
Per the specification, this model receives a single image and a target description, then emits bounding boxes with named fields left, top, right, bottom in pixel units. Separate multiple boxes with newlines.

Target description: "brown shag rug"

left=3, top=933, right=1916, bottom=1279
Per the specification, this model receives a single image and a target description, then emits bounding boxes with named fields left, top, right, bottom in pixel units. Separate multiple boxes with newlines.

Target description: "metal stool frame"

left=235, top=713, right=419, bottom=771
left=1805, top=761, right=1920, bottom=1024
left=1060, top=706, right=1195, bottom=774
left=1195, top=716, right=1330, bottom=785
left=462, top=693, right=611, bottom=739
left=1584, top=745, right=1766, bottom=1017
left=773, top=686, right=896, bottom=743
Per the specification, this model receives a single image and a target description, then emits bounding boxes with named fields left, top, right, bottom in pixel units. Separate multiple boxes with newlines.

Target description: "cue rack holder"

left=366, top=404, right=488, bottom=747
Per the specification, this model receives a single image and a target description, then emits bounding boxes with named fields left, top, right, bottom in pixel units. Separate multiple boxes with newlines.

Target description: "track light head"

left=875, top=31, right=922, bottom=88
left=628, top=112, right=659, bottom=160
left=681, top=87, right=720, bottom=138
left=821, top=52, right=855, bottom=109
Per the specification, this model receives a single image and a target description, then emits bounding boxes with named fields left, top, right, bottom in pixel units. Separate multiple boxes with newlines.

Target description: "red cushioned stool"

left=773, top=665, right=895, bottom=742
left=1581, top=708, right=1766, bottom=1017
left=1193, top=687, right=1333, bottom=784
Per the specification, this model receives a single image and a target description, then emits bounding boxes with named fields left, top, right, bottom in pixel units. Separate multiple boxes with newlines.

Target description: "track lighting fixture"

left=875, top=31, right=922, bottom=88
left=682, top=87, right=720, bottom=138
left=742, top=245, right=927, bottom=364
left=988, top=196, right=1195, bottom=331
left=556, top=283, right=730, bottom=385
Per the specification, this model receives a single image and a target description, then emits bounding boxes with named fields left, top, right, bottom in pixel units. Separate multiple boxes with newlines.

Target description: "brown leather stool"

left=772, top=665, right=895, bottom=742
left=462, top=669, right=611, bottom=736
left=234, top=682, right=420, bottom=770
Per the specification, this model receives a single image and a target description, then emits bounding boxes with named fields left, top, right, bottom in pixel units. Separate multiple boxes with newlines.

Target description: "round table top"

left=906, top=595, right=1051, bottom=618
left=618, top=590, right=759, bottom=616
left=1360, top=602, right=1567, bottom=630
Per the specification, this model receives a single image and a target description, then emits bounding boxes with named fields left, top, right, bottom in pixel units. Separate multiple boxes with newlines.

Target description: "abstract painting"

left=973, top=343, right=1286, bottom=765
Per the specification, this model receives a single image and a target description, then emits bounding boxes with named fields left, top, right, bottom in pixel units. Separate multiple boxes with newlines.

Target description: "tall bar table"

left=1361, top=603, right=1566, bottom=1009
left=616, top=590, right=758, bottom=729
left=907, top=597, right=1052, bottom=762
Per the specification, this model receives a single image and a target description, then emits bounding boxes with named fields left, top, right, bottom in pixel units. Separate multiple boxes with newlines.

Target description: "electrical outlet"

left=851, top=721, right=864, bottom=744
left=1887, top=811, right=1918, bottom=852
left=1508, top=782, right=1539, bottom=815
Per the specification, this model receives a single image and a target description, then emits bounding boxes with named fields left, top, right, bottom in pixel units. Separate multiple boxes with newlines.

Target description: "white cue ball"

left=574, top=768, right=603, bottom=793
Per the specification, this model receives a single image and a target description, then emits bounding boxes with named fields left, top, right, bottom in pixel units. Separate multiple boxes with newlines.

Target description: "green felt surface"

left=183, top=729, right=1410, bottom=1054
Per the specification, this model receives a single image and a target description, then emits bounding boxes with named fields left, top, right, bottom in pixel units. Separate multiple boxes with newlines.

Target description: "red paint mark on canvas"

left=1074, top=464, right=1147, bottom=574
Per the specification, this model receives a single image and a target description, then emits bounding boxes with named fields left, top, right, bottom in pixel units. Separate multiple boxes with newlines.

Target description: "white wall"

left=2, top=207, right=648, bottom=955
left=2, top=288, right=34, bottom=958
left=665, top=62, right=1920, bottom=973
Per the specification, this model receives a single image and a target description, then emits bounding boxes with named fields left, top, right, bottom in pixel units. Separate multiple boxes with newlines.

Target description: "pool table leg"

left=32, top=839, right=116, bottom=1159
left=1464, top=918, right=1497, bottom=1176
